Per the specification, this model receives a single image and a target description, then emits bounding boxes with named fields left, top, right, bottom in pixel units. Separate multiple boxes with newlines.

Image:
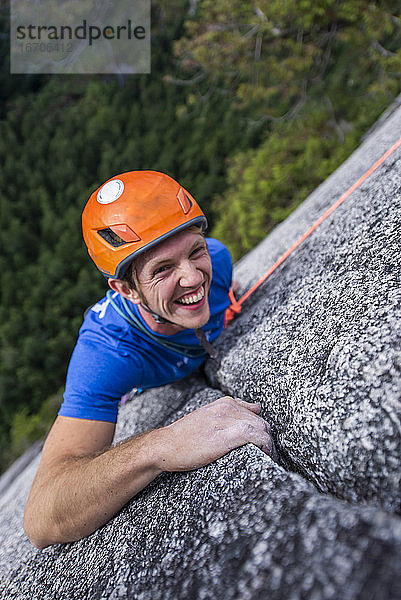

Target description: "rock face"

left=1, top=104, right=401, bottom=599
left=208, top=120, right=401, bottom=513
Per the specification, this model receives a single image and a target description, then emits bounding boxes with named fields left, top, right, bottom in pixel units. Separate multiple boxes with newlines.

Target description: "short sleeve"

left=59, top=332, right=144, bottom=423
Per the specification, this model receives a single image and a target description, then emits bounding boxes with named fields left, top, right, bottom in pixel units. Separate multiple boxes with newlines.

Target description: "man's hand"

left=155, top=396, right=276, bottom=471
left=24, top=397, right=275, bottom=548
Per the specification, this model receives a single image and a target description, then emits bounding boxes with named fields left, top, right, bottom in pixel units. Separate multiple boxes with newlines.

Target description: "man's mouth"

left=175, top=285, right=205, bottom=306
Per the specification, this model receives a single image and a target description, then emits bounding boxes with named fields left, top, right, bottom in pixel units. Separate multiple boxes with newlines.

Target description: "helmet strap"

left=140, top=302, right=172, bottom=325
left=194, top=328, right=219, bottom=360
left=139, top=303, right=219, bottom=359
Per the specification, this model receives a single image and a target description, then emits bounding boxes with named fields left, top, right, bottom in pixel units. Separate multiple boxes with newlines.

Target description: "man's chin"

left=172, top=306, right=210, bottom=330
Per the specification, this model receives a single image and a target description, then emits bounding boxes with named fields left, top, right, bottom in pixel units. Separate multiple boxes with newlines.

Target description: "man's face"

left=131, top=229, right=212, bottom=331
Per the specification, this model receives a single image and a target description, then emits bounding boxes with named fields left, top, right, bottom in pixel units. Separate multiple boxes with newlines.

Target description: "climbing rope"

left=224, top=135, right=401, bottom=327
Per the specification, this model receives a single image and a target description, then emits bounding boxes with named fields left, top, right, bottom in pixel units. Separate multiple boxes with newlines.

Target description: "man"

left=23, top=171, right=275, bottom=549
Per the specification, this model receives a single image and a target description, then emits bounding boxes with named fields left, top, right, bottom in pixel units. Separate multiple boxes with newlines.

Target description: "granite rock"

left=207, top=104, right=401, bottom=514
left=1, top=103, right=401, bottom=599
left=2, top=382, right=401, bottom=600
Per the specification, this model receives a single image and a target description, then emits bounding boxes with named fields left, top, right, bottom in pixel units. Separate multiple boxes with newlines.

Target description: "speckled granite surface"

left=0, top=103, right=400, bottom=599
left=207, top=141, right=401, bottom=512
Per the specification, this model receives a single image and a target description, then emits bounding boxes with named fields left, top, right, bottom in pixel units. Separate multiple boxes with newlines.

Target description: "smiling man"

left=23, top=171, right=275, bottom=549
left=119, top=229, right=212, bottom=331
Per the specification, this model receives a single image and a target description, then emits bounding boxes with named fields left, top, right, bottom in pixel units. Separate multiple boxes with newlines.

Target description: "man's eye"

left=154, top=265, right=170, bottom=276
left=191, top=246, right=206, bottom=257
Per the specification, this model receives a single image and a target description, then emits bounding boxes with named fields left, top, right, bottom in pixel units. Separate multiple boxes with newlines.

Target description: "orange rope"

left=224, top=135, right=401, bottom=327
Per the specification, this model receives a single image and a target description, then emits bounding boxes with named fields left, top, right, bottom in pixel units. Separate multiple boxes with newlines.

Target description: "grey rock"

left=0, top=441, right=42, bottom=498
left=207, top=104, right=401, bottom=514
left=1, top=102, right=401, bottom=599
left=2, top=382, right=401, bottom=600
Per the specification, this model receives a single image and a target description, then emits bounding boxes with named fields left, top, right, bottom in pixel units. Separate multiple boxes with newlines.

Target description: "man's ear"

left=108, top=278, right=141, bottom=304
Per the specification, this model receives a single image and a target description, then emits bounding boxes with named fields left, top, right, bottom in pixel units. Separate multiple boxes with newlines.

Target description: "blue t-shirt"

left=59, top=238, right=232, bottom=423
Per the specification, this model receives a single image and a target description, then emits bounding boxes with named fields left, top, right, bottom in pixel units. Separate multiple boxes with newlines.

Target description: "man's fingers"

left=221, top=419, right=277, bottom=460
left=231, top=401, right=272, bottom=434
left=261, top=439, right=278, bottom=461
left=208, top=396, right=277, bottom=458
left=211, top=397, right=261, bottom=419
left=219, top=413, right=268, bottom=434
left=214, top=396, right=261, bottom=415
left=234, top=398, right=261, bottom=414
left=160, top=396, right=278, bottom=473
left=214, top=397, right=273, bottom=440
left=253, top=432, right=277, bottom=460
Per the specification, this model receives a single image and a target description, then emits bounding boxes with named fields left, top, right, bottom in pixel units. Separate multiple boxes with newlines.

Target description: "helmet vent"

left=177, top=188, right=193, bottom=214
left=98, top=228, right=128, bottom=247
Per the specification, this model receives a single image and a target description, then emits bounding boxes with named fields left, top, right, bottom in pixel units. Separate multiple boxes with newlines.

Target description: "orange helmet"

left=82, top=171, right=208, bottom=278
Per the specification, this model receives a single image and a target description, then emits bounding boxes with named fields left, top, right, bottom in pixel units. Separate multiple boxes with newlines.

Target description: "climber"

left=23, top=171, right=275, bottom=549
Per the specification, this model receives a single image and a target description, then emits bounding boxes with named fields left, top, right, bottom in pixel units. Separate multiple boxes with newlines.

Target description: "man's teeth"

left=177, top=287, right=205, bottom=305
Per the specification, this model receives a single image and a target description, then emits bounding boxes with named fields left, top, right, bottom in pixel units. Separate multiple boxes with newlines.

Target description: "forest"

left=1, top=0, right=401, bottom=472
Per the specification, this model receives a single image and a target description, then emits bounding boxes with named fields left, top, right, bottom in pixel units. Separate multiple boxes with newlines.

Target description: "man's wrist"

left=129, top=428, right=168, bottom=477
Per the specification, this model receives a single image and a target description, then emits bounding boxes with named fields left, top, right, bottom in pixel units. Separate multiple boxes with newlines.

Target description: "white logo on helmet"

left=97, top=180, right=124, bottom=204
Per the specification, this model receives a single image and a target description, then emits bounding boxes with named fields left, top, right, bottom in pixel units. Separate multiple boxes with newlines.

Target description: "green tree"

left=174, top=0, right=401, bottom=257
left=0, top=1, right=260, bottom=471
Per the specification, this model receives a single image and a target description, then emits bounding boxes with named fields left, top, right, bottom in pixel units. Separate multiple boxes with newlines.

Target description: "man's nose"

left=178, top=261, right=203, bottom=287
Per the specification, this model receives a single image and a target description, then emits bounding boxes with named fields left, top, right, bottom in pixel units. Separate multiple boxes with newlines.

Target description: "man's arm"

left=23, top=397, right=275, bottom=549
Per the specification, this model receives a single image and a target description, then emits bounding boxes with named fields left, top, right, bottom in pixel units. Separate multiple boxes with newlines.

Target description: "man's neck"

left=137, top=304, right=185, bottom=336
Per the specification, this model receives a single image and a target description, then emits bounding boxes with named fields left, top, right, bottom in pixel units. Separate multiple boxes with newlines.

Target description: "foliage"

left=176, top=0, right=401, bottom=115
left=0, top=391, right=61, bottom=473
left=211, top=97, right=385, bottom=257
left=174, top=0, right=401, bottom=257
left=0, top=1, right=259, bottom=471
